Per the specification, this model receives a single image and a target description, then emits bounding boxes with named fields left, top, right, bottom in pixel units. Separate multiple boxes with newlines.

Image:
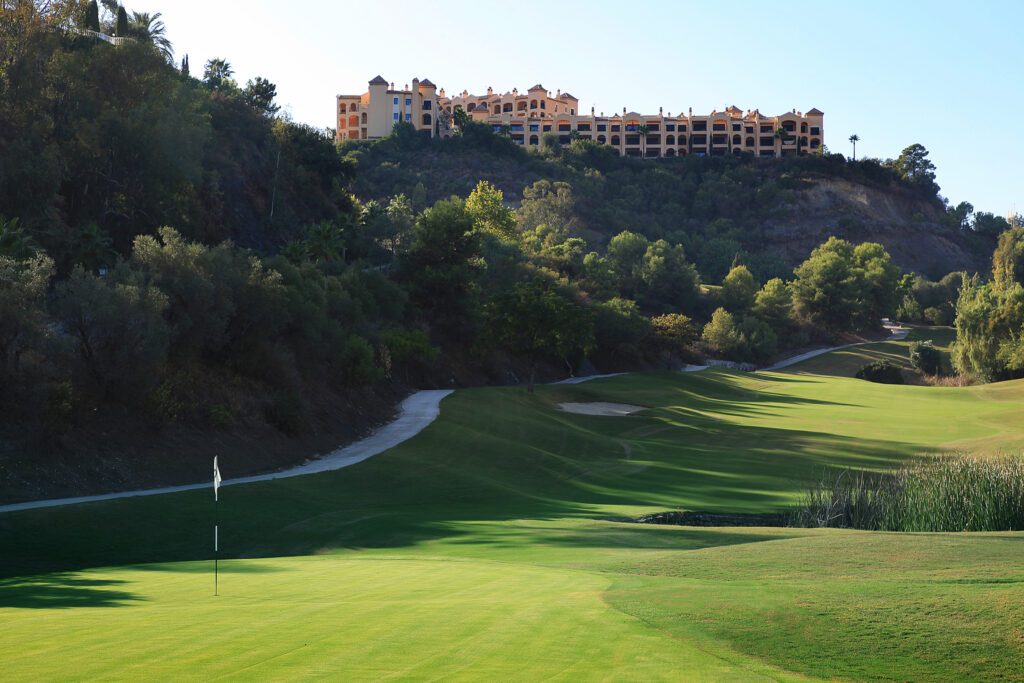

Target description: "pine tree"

left=181, top=54, right=189, bottom=77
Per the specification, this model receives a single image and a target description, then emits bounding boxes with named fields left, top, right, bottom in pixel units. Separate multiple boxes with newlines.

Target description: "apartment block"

left=337, top=76, right=824, bottom=158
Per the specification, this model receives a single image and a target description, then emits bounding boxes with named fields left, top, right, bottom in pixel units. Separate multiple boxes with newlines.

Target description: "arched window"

left=665, top=134, right=675, bottom=145
left=597, top=135, right=606, bottom=143
left=810, top=138, right=820, bottom=149
left=348, top=115, right=358, bottom=127
left=732, top=134, right=741, bottom=145
left=529, top=135, right=539, bottom=145
left=665, top=149, right=676, bottom=157
left=530, top=99, right=538, bottom=109
left=611, top=135, right=620, bottom=145
left=732, top=148, right=742, bottom=155
left=349, top=103, right=357, bottom=112
left=800, top=122, right=808, bottom=133
left=422, top=113, right=432, bottom=126
left=361, top=112, right=367, bottom=124
left=467, top=102, right=476, bottom=111
left=678, top=135, right=686, bottom=145
left=493, top=105, right=500, bottom=114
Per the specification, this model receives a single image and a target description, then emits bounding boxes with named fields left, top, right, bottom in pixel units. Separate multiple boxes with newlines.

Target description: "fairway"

left=4, top=340, right=1024, bottom=681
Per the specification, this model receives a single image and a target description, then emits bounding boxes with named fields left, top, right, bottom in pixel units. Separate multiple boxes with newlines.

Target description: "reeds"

left=792, top=454, right=1024, bottom=531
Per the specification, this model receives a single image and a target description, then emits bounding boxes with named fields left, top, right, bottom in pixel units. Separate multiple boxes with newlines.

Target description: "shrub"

left=855, top=359, right=904, bottom=384
left=909, top=340, right=943, bottom=376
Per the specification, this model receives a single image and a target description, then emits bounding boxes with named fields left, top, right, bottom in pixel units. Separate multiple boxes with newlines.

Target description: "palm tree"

left=637, top=124, right=649, bottom=158
left=849, top=134, right=860, bottom=160
left=203, top=58, right=234, bottom=89
left=130, top=11, right=173, bottom=61
left=72, top=223, right=117, bottom=273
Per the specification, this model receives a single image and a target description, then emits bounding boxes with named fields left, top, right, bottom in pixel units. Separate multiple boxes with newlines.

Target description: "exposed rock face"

left=763, top=178, right=987, bottom=277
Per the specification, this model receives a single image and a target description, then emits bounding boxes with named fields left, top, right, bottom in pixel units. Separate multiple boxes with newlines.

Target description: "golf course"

left=3, top=329, right=1024, bottom=681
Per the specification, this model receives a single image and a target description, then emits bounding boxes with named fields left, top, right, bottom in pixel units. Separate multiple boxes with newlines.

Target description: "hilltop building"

left=337, top=76, right=824, bottom=158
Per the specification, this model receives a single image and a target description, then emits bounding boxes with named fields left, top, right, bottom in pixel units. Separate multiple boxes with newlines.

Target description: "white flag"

left=213, top=456, right=222, bottom=501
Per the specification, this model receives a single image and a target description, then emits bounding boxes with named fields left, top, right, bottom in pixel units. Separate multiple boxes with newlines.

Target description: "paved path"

left=0, top=390, right=452, bottom=513
left=759, top=321, right=908, bottom=371
left=0, top=323, right=909, bottom=513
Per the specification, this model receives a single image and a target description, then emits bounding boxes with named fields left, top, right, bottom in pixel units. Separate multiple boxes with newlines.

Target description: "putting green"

left=3, top=339, right=1024, bottom=680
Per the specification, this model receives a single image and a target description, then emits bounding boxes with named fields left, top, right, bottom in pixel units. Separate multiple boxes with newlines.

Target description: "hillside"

left=347, top=133, right=990, bottom=280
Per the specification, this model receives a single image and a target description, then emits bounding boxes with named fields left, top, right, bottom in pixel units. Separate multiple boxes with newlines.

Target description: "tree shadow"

left=0, top=574, right=140, bottom=609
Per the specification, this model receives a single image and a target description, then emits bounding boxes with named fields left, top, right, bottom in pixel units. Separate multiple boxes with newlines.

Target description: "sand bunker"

left=558, top=402, right=646, bottom=416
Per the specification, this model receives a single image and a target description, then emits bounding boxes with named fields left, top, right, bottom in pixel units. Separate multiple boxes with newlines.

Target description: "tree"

left=753, top=278, right=793, bottom=329
left=52, top=266, right=170, bottom=399
left=82, top=0, right=100, bottom=31
left=397, top=197, right=482, bottom=331
left=702, top=307, right=738, bottom=354
left=0, top=253, right=53, bottom=376
left=517, top=180, right=577, bottom=234
left=203, top=57, right=234, bottom=89
left=114, top=5, right=128, bottom=37
left=790, top=237, right=862, bottom=333
left=721, top=265, right=758, bottom=311
left=606, top=230, right=650, bottom=295
left=637, top=124, right=649, bottom=158
left=483, top=278, right=594, bottom=392
left=71, top=222, right=117, bottom=272
left=639, top=239, right=699, bottom=311
left=129, top=11, right=172, bottom=61
left=180, top=53, right=189, bottom=77
left=848, top=134, right=860, bottom=160
left=452, top=107, right=470, bottom=129
left=0, top=217, right=37, bottom=260
left=647, top=313, right=697, bottom=367
left=910, top=340, right=942, bottom=376
left=992, top=226, right=1024, bottom=289
left=887, top=143, right=937, bottom=190
left=465, top=180, right=516, bottom=240
left=243, top=77, right=280, bottom=118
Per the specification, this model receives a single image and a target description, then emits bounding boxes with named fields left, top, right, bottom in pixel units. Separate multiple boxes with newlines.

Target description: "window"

left=597, top=123, right=607, bottom=131
left=529, top=124, right=539, bottom=132
left=405, top=113, right=411, bottom=121
left=760, top=125, right=772, bottom=133
left=405, top=98, right=411, bottom=106
left=558, top=123, right=570, bottom=131
left=394, top=97, right=399, bottom=105
left=693, top=122, right=707, bottom=131
left=393, top=113, right=399, bottom=120
left=611, top=124, right=620, bottom=132
left=745, top=126, right=754, bottom=134
left=712, top=123, right=726, bottom=131
left=810, top=127, right=820, bottom=135
left=732, top=123, right=741, bottom=131
left=577, top=123, right=591, bottom=131
left=543, top=124, right=551, bottom=131
left=665, top=124, right=675, bottom=131
left=570, top=109, right=574, bottom=115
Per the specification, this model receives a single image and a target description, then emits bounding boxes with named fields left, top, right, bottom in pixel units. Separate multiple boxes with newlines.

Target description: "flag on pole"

left=213, top=456, right=222, bottom=501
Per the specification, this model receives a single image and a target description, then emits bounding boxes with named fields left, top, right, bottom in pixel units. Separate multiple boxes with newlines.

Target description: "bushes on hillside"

left=909, top=340, right=943, bottom=376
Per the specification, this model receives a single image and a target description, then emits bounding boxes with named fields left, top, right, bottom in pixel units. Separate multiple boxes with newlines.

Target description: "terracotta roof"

left=528, top=83, right=546, bottom=91
left=419, top=78, right=436, bottom=87
left=806, top=107, right=824, bottom=115
left=368, top=75, right=388, bottom=85
left=560, top=92, right=577, bottom=100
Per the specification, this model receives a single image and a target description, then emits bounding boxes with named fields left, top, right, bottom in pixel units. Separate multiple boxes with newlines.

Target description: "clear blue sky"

left=132, top=0, right=1023, bottom=216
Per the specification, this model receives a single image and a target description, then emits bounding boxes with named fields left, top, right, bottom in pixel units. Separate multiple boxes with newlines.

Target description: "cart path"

left=0, top=322, right=909, bottom=513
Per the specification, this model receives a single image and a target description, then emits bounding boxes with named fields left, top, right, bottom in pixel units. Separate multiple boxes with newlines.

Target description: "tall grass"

left=793, top=454, right=1024, bottom=531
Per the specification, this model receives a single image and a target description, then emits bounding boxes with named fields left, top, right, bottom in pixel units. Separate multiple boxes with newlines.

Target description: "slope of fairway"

left=4, top=364, right=1024, bottom=680
left=785, top=325, right=955, bottom=377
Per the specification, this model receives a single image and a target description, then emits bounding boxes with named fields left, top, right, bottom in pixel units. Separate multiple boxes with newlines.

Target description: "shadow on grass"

left=134, top=561, right=289, bottom=574
left=0, top=574, right=140, bottom=609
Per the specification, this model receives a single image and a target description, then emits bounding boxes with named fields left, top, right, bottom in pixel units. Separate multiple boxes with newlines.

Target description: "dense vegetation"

left=1, top=1, right=1017, bottom=460
left=795, top=455, right=1024, bottom=531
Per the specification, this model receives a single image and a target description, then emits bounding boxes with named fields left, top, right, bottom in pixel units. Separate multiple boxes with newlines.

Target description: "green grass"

left=788, top=325, right=955, bottom=377
left=3, top=344, right=1024, bottom=680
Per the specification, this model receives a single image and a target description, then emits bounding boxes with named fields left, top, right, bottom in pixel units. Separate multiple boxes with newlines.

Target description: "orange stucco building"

left=337, top=76, right=823, bottom=158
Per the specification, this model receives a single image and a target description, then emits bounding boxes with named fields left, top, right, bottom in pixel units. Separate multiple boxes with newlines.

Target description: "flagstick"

left=214, top=490, right=219, bottom=597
